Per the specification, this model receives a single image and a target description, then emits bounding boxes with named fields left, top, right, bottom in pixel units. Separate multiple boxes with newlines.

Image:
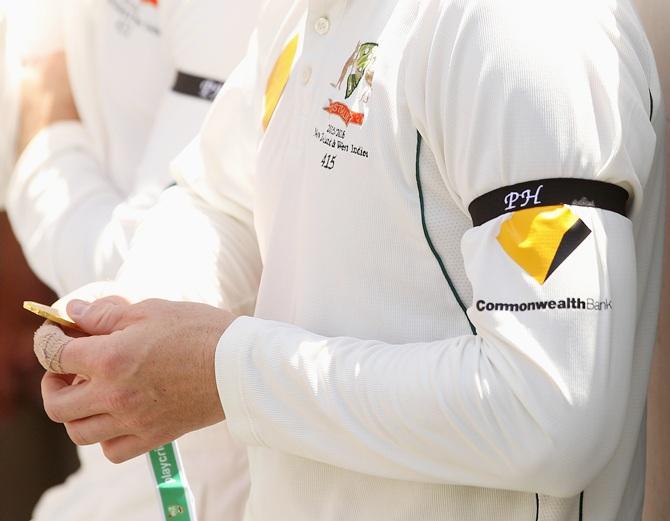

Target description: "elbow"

left=507, top=410, right=623, bottom=498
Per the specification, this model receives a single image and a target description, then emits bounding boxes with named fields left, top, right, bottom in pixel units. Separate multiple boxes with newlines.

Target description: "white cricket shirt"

left=117, top=0, right=666, bottom=520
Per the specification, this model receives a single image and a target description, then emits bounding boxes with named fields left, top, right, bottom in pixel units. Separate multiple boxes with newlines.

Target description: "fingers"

left=33, top=322, right=71, bottom=373
left=34, top=296, right=133, bottom=375
left=42, top=372, right=107, bottom=422
left=65, top=414, right=132, bottom=446
left=40, top=371, right=71, bottom=396
left=87, top=295, right=130, bottom=306
left=67, top=296, right=132, bottom=335
left=34, top=322, right=97, bottom=375
left=51, top=374, right=154, bottom=460
left=52, top=281, right=125, bottom=313
left=101, top=435, right=151, bottom=464
left=64, top=415, right=152, bottom=464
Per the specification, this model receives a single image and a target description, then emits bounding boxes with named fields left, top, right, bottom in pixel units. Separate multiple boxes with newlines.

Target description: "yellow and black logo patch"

left=497, top=205, right=591, bottom=284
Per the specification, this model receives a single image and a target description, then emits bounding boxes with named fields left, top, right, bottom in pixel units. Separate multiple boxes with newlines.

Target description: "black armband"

left=172, top=72, right=224, bottom=102
left=468, top=178, right=629, bottom=226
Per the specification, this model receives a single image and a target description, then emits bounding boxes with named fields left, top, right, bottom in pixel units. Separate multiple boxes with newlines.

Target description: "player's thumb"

left=67, top=296, right=130, bottom=335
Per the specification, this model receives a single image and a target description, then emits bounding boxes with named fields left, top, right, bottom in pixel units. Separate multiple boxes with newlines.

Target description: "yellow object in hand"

left=23, top=300, right=81, bottom=331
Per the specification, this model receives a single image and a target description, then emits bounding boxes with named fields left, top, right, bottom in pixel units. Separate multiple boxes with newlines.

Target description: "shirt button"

left=314, top=16, right=330, bottom=35
left=301, top=66, right=312, bottom=85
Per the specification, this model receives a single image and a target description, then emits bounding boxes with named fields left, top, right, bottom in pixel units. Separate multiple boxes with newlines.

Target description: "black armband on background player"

left=172, top=72, right=224, bottom=102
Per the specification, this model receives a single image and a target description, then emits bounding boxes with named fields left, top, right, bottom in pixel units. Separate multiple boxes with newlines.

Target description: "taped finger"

left=34, top=321, right=72, bottom=373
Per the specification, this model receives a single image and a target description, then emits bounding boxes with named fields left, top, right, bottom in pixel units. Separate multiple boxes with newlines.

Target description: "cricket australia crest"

left=324, top=41, right=378, bottom=126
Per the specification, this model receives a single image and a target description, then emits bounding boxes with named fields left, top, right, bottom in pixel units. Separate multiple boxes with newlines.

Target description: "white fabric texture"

left=4, top=1, right=260, bottom=521
left=115, top=0, right=664, bottom=520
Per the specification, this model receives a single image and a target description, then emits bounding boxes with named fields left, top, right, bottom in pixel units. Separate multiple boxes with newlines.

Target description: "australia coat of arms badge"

left=324, top=41, right=378, bottom=126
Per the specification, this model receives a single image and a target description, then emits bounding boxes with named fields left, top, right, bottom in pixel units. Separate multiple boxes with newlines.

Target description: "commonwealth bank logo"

left=497, top=205, right=591, bottom=285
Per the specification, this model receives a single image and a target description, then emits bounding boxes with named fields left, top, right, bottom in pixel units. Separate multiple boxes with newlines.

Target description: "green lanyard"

left=148, top=441, right=197, bottom=520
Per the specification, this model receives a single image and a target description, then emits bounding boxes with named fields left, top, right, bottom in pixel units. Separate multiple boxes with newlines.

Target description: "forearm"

left=6, top=122, right=137, bottom=295
left=217, top=208, right=636, bottom=498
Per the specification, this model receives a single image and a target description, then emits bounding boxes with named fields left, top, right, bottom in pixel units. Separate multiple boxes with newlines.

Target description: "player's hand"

left=39, top=297, right=235, bottom=463
left=17, top=51, right=79, bottom=155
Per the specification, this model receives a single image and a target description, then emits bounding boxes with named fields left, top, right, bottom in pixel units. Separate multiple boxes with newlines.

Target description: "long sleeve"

left=6, top=0, right=260, bottom=296
left=215, top=0, right=658, bottom=498
left=114, top=27, right=266, bottom=312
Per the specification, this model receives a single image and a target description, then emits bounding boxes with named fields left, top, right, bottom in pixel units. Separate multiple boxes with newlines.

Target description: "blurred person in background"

left=634, top=1, right=670, bottom=520
left=1, top=4, right=79, bottom=519
left=2, top=0, right=260, bottom=519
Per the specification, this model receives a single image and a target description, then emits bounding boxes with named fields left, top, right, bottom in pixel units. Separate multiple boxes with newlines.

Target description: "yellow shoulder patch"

left=263, top=35, right=299, bottom=130
left=497, top=205, right=591, bottom=285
